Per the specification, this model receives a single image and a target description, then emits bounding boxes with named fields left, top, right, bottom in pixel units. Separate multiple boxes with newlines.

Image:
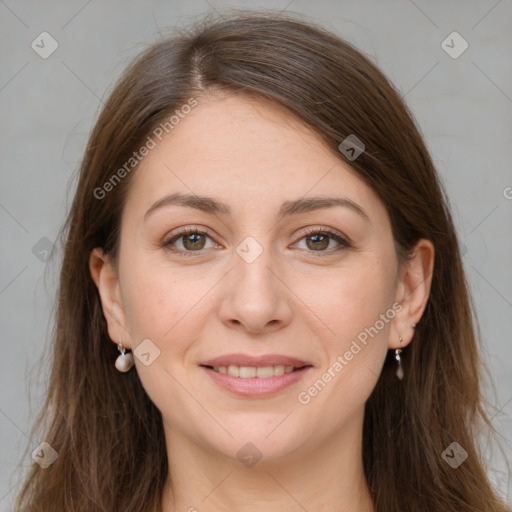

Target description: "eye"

left=163, top=227, right=218, bottom=254
left=162, top=226, right=352, bottom=256
left=294, top=228, right=351, bottom=254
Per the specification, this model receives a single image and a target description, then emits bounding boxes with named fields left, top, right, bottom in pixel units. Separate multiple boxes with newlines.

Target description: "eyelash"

left=162, top=226, right=352, bottom=257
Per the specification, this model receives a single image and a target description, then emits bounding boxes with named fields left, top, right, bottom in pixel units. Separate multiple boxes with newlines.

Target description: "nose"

left=218, top=245, right=293, bottom=335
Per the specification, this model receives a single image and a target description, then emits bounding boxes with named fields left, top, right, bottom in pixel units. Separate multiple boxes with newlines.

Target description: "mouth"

left=199, top=359, right=313, bottom=397
left=201, top=364, right=310, bottom=378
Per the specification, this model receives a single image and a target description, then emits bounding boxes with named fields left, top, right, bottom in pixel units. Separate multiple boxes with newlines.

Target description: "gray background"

left=1, top=0, right=511, bottom=508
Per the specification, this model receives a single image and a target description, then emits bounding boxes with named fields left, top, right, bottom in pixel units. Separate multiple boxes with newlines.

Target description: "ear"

left=389, top=238, right=435, bottom=349
left=89, top=247, right=132, bottom=349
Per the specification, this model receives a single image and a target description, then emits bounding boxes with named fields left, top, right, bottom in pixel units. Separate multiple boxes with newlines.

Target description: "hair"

left=13, top=9, right=509, bottom=512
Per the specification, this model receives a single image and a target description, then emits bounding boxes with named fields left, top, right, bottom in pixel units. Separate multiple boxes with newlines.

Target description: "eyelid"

left=295, top=225, right=350, bottom=243
left=162, top=225, right=218, bottom=247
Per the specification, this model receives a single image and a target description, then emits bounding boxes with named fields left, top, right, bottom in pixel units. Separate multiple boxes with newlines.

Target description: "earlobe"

left=390, top=239, right=435, bottom=349
left=89, top=248, right=131, bottom=349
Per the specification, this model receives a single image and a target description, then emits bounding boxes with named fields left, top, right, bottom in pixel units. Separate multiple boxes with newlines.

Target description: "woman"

left=14, top=10, right=509, bottom=512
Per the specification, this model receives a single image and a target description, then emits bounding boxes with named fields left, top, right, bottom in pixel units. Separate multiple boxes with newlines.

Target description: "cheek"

left=306, top=261, right=395, bottom=348
left=294, top=293, right=391, bottom=436
left=298, top=263, right=394, bottom=410
left=118, top=261, right=209, bottom=408
left=297, top=261, right=394, bottom=402
left=119, top=255, right=216, bottom=348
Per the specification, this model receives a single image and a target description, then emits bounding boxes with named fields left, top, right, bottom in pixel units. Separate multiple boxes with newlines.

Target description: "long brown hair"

left=14, top=9, right=509, bottom=511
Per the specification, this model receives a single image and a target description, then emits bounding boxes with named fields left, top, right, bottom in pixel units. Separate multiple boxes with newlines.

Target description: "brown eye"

left=295, top=229, right=351, bottom=253
left=305, top=233, right=330, bottom=251
left=163, top=228, right=215, bottom=253
left=181, top=232, right=206, bottom=250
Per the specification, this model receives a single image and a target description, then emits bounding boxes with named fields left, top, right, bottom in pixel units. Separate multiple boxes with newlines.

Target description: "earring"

left=115, top=341, right=134, bottom=372
left=411, top=323, right=417, bottom=329
left=395, top=336, right=404, bottom=380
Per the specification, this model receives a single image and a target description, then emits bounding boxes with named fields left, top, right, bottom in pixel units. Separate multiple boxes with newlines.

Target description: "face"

left=92, top=92, right=421, bottom=464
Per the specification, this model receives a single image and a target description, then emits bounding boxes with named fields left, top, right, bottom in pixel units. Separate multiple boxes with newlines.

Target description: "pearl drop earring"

left=115, top=341, right=134, bottom=372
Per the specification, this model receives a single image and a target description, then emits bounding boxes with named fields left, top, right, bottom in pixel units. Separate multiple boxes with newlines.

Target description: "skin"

left=90, top=91, right=434, bottom=512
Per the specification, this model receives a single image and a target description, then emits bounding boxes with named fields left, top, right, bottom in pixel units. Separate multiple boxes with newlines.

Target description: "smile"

left=210, top=364, right=297, bottom=378
left=201, top=364, right=312, bottom=397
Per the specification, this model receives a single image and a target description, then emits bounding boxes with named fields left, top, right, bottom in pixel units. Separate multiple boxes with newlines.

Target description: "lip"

left=201, top=365, right=313, bottom=397
left=201, top=353, right=311, bottom=368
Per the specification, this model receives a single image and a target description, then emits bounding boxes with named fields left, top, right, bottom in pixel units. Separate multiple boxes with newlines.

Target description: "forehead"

left=123, top=93, right=387, bottom=227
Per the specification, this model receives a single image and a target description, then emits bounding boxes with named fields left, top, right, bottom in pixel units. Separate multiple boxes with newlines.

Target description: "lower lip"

left=201, top=366, right=312, bottom=397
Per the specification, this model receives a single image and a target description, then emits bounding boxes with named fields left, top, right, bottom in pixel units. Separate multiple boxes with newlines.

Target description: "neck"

left=160, top=412, right=375, bottom=512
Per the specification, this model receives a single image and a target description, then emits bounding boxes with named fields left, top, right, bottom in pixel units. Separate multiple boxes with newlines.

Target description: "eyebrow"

left=143, top=192, right=370, bottom=222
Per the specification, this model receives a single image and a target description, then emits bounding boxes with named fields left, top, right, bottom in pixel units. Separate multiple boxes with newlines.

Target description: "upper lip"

left=201, top=353, right=311, bottom=368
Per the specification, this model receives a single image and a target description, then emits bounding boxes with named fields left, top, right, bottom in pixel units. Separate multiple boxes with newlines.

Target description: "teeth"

left=240, top=366, right=257, bottom=378
left=212, top=365, right=297, bottom=378
left=227, top=365, right=239, bottom=377
left=256, top=366, right=273, bottom=378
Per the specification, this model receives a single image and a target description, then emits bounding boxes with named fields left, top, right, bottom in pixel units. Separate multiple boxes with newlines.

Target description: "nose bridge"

left=233, top=234, right=280, bottom=305
left=218, top=234, right=292, bottom=332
